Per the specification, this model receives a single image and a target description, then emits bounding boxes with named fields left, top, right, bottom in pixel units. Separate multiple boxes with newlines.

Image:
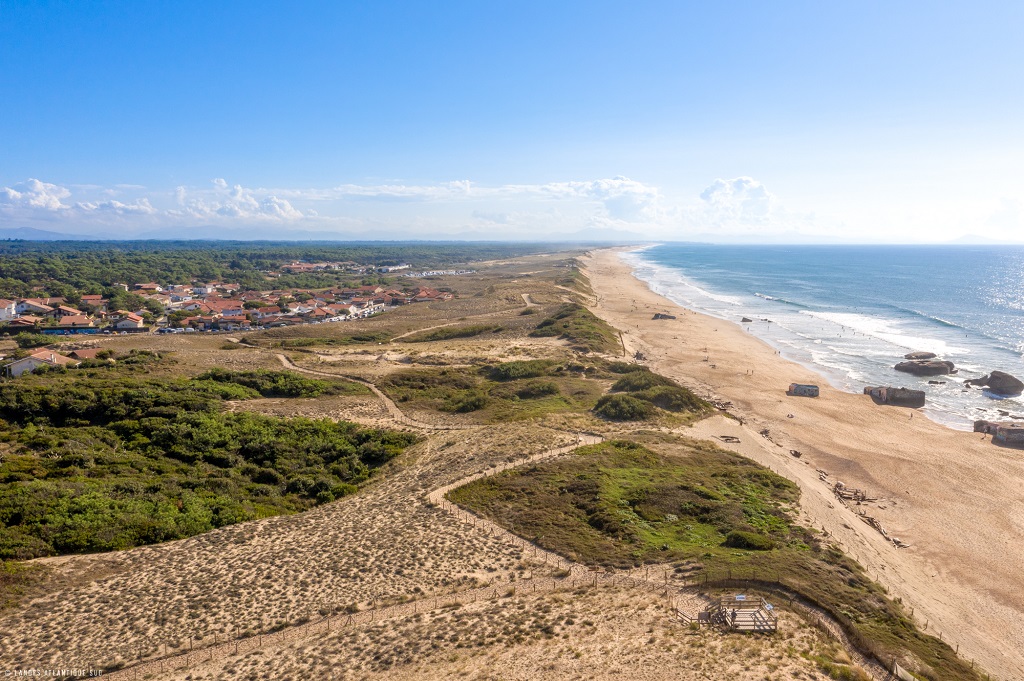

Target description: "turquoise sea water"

left=624, top=244, right=1024, bottom=430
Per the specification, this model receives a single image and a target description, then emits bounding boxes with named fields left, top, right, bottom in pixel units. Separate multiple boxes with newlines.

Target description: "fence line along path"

left=100, top=426, right=894, bottom=681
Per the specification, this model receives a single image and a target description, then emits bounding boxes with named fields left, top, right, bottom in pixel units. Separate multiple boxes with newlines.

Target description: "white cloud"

left=699, top=176, right=775, bottom=222
left=169, top=180, right=306, bottom=222
left=75, top=198, right=156, bottom=215
left=0, top=178, right=71, bottom=211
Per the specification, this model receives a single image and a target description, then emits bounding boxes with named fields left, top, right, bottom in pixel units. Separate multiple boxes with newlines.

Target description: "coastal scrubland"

left=0, top=248, right=990, bottom=681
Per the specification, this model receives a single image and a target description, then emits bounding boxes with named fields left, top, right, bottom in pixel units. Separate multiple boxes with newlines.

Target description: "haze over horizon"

left=2, top=2, right=1023, bottom=244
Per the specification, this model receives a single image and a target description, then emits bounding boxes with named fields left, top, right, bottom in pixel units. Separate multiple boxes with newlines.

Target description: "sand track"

left=275, top=353, right=469, bottom=431
left=103, top=427, right=890, bottom=681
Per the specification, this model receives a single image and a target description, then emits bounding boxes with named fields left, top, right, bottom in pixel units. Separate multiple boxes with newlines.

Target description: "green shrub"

left=443, top=391, right=489, bottom=413
left=723, top=530, right=775, bottom=551
left=13, top=333, right=51, bottom=349
left=611, top=369, right=677, bottom=392
left=605, top=361, right=644, bottom=374
left=633, top=385, right=708, bottom=413
left=593, top=394, right=655, bottom=421
left=515, top=381, right=560, bottom=399
left=404, top=325, right=498, bottom=343
left=528, top=304, right=619, bottom=353
left=488, top=360, right=554, bottom=381
left=196, top=368, right=359, bottom=398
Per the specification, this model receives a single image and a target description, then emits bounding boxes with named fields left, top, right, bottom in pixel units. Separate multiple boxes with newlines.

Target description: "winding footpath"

left=101, top=418, right=890, bottom=680
left=101, top=361, right=891, bottom=680
left=275, top=353, right=469, bottom=431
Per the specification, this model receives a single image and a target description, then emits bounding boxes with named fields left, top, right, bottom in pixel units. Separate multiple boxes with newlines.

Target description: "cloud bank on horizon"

left=0, top=174, right=1019, bottom=243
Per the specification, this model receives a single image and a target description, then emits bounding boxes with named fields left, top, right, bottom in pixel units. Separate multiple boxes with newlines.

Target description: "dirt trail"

left=388, top=306, right=523, bottom=342
left=275, top=353, right=468, bottom=431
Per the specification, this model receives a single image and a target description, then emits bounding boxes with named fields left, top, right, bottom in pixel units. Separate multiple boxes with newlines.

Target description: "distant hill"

left=0, top=226, right=101, bottom=241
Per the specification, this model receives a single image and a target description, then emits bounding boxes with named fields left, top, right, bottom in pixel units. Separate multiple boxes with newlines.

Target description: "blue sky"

left=2, top=1, right=1022, bottom=241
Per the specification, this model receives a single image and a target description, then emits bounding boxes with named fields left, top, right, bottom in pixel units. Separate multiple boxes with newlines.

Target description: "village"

left=0, top=264, right=462, bottom=377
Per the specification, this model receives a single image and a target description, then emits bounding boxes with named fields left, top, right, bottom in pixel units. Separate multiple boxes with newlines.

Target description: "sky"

left=1, top=1, right=1023, bottom=242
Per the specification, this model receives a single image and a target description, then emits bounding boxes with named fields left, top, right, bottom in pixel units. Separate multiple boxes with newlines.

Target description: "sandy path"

left=388, top=305, right=523, bottom=342
left=583, top=249, right=1024, bottom=680
left=275, top=353, right=469, bottom=431
left=105, top=429, right=889, bottom=681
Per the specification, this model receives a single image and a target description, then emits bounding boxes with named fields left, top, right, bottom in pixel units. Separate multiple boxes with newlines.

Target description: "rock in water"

left=904, top=351, right=937, bottom=360
left=894, top=359, right=956, bottom=376
left=965, top=371, right=1024, bottom=396
left=741, top=317, right=753, bottom=323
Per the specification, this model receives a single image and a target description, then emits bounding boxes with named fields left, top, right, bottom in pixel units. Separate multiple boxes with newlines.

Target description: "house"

left=113, top=313, right=146, bottom=330
left=787, top=383, right=819, bottom=397
left=52, top=305, right=83, bottom=319
left=134, top=282, right=163, bottom=292
left=79, top=295, right=108, bottom=311
left=0, top=299, right=16, bottom=322
left=8, top=315, right=42, bottom=327
left=57, top=315, right=95, bottom=329
left=3, top=349, right=80, bottom=377
left=68, top=348, right=103, bottom=360
left=16, top=299, right=54, bottom=315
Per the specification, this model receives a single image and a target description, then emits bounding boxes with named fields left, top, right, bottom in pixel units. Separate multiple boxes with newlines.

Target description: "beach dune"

left=584, top=249, right=1024, bottom=680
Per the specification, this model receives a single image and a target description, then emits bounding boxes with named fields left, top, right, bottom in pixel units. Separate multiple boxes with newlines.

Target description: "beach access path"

left=584, top=248, right=1024, bottom=681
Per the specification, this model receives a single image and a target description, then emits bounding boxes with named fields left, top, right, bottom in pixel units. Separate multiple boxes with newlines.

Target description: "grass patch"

left=604, top=367, right=711, bottom=415
left=529, top=303, right=619, bottom=353
left=448, top=437, right=982, bottom=681
left=274, top=332, right=391, bottom=347
left=197, top=368, right=369, bottom=397
left=378, top=364, right=606, bottom=422
left=404, top=325, right=500, bottom=343
left=488, top=359, right=558, bottom=381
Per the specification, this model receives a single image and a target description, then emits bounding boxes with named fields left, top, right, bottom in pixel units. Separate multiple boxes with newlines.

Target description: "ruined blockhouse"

left=863, top=386, right=926, bottom=408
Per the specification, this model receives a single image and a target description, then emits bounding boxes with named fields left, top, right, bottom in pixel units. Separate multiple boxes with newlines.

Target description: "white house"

left=3, top=350, right=80, bottom=378
left=16, top=299, right=54, bottom=315
left=113, top=313, right=146, bottom=330
left=0, top=299, right=16, bottom=322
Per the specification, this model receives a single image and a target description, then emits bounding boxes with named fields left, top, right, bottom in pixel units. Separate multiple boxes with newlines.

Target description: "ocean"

left=624, top=244, right=1024, bottom=431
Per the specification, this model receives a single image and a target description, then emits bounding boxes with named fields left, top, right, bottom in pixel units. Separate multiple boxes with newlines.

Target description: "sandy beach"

left=584, top=248, right=1024, bottom=680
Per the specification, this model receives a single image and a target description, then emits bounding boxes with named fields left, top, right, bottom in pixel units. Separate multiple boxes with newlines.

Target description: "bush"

left=488, top=360, right=554, bottom=381
left=515, top=381, right=560, bottom=400
left=527, top=303, right=619, bottom=353
left=13, top=333, right=50, bottom=349
left=404, top=325, right=498, bottom=343
left=611, top=369, right=677, bottom=392
left=633, top=385, right=707, bottom=413
left=593, top=394, right=655, bottom=421
left=723, top=530, right=775, bottom=551
left=196, top=368, right=350, bottom=398
left=443, top=391, right=489, bottom=413
left=605, top=361, right=644, bottom=374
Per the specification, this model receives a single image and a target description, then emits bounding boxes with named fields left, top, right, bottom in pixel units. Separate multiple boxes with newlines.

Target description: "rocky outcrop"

left=741, top=317, right=753, bottom=323
left=652, top=313, right=676, bottom=320
left=894, top=359, right=956, bottom=376
left=965, top=371, right=1024, bottom=396
left=904, top=351, right=937, bottom=360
